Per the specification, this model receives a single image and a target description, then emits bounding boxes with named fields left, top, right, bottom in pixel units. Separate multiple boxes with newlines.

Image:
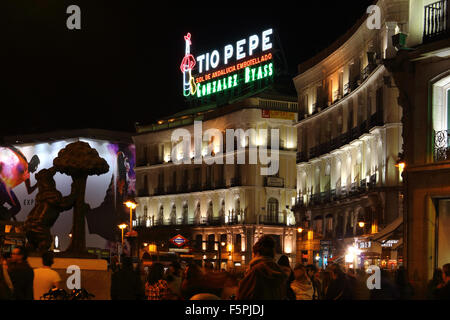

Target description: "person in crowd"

left=181, top=263, right=206, bottom=299
left=237, top=235, right=287, bottom=300
left=320, top=270, right=332, bottom=299
left=181, top=263, right=224, bottom=299
left=0, top=253, right=13, bottom=300
left=165, top=261, right=183, bottom=298
left=221, top=272, right=240, bottom=300
left=369, top=268, right=399, bottom=300
left=190, top=293, right=221, bottom=300
left=145, top=262, right=171, bottom=300
left=434, top=263, right=450, bottom=300
left=395, top=266, right=414, bottom=300
left=353, top=268, right=370, bottom=300
left=306, top=264, right=322, bottom=300
left=110, top=256, right=144, bottom=300
left=277, top=255, right=296, bottom=300
left=7, top=246, right=34, bottom=300
left=204, top=261, right=214, bottom=272
left=427, top=268, right=444, bottom=299
left=110, top=254, right=119, bottom=273
left=33, top=251, right=61, bottom=300
left=324, top=263, right=354, bottom=300
left=291, top=264, right=314, bottom=300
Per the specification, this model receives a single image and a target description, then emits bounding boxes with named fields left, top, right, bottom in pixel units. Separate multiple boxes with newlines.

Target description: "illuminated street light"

left=395, top=161, right=406, bottom=170
left=124, top=200, right=137, bottom=234
left=358, top=221, right=365, bottom=228
left=118, top=223, right=127, bottom=246
left=297, top=227, right=303, bottom=233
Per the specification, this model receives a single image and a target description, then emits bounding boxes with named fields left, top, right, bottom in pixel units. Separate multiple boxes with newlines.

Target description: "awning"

left=369, top=215, right=403, bottom=242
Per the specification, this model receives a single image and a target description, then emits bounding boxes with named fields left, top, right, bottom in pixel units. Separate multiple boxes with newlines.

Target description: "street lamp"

left=118, top=224, right=127, bottom=246
left=297, top=227, right=303, bottom=233
left=358, top=221, right=365, bottom=228
left=124, top=200, right=137, bottom=234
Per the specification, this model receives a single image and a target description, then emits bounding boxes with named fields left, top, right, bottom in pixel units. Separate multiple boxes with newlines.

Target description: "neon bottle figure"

left=180, top=33, right=197, bottom=97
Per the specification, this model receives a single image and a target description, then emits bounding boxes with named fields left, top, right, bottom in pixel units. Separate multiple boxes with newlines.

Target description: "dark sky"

left=2, top=0, right=374, bottom=136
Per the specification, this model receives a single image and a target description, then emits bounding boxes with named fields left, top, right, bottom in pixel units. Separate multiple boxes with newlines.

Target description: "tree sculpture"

left=53, top=141, right=109, bottom=256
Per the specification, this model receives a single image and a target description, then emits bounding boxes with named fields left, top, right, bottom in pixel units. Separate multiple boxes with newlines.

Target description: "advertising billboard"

left=0, top=138, right=136, bottom=252
left=180, top=28, right=276, bottom=104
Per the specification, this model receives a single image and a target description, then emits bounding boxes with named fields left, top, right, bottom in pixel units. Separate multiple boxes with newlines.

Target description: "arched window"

left=157, top=205, right=164, bottom=226
left=182, top=202, right=188, bottom=225
left=219, top=200, right=225, bottom=223
left=267, top=198, right=279, bottom=222
left=170, top=205, right=176, bottom=225
left=207, top=201, right=213, bottom=223
left=234, top=198, right=241, bottom=218
left=194, top=202, right=201, bottom=224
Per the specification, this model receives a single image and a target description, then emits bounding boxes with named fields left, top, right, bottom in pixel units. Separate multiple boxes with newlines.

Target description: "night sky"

left=2, top=0, right=375, bottom=137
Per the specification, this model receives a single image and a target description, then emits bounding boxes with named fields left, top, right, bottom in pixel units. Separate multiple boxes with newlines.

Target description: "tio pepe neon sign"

left=180, top=29, right=274, bottom=98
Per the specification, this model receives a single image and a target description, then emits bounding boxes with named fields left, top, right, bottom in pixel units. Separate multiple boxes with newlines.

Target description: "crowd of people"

left=110, top=235, right=450, bottom=300
left=0, top=247, right=61, bottom=300
left=1, top=236, right=450, bottom=300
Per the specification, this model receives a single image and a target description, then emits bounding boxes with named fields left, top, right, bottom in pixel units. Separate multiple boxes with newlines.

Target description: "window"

left=182, top=203, right=188, bottom=224
left=235, top=234, right=242, bottom=253
left=433, top=76, right=450, bottom=161
left=267, top=198, right=278, bottom=221
left=170, top=205, right=176, bottom=225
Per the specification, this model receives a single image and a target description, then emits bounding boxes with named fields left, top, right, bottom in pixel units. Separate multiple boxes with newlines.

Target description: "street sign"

left=170, top=234, right=189, bottom=247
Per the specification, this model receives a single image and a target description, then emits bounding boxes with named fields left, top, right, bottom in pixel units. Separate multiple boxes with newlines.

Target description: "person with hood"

left=237, top=235, right=288, bottom=300
left=277, top=255, right=296, bottom=300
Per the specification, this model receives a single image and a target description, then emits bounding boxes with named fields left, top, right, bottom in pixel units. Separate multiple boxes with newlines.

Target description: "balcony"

left=229, top=177, right=242, bottom=187
left=258, top=214, right=286, bottom=226
left=424, top=0, right=449, bottom=43
left=361, top=63, right=377, bottom=82
left=434, top=129, right=450, bottom=161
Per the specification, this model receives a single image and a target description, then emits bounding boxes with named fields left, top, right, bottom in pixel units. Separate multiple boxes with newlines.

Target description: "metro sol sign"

left=180, top=29, right=275, bottom=100
left=170, top=234, right=189, bottom=247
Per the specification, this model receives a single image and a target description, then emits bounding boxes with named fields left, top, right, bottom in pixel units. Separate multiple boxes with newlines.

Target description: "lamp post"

left=124, top=200, right=138, bottom=259
left=125, top=200, right=137, bottom=233
left=118, top=224, right=127, bottom=246
left=118, top=224, right=127, bottom=264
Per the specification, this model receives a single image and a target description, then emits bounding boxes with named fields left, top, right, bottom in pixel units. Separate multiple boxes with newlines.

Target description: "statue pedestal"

left=28, top=257, right=111, bottom=300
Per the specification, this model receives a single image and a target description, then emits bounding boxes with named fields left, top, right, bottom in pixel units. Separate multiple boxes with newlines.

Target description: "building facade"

left=133, top=91, right=299, bottom=269
left=293, top=0, right=408, bottom=269
left=386, top=0, right=450, bottom=298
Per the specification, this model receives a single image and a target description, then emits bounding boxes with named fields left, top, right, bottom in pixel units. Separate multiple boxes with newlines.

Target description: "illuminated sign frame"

left=180, top=29, right=275, bottom=101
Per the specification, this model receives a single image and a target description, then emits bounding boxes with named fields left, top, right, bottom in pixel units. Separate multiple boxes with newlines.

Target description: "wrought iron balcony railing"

left=434, top=129, right=450, bottom=161
left=424, top=0, right=449, bottom=42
